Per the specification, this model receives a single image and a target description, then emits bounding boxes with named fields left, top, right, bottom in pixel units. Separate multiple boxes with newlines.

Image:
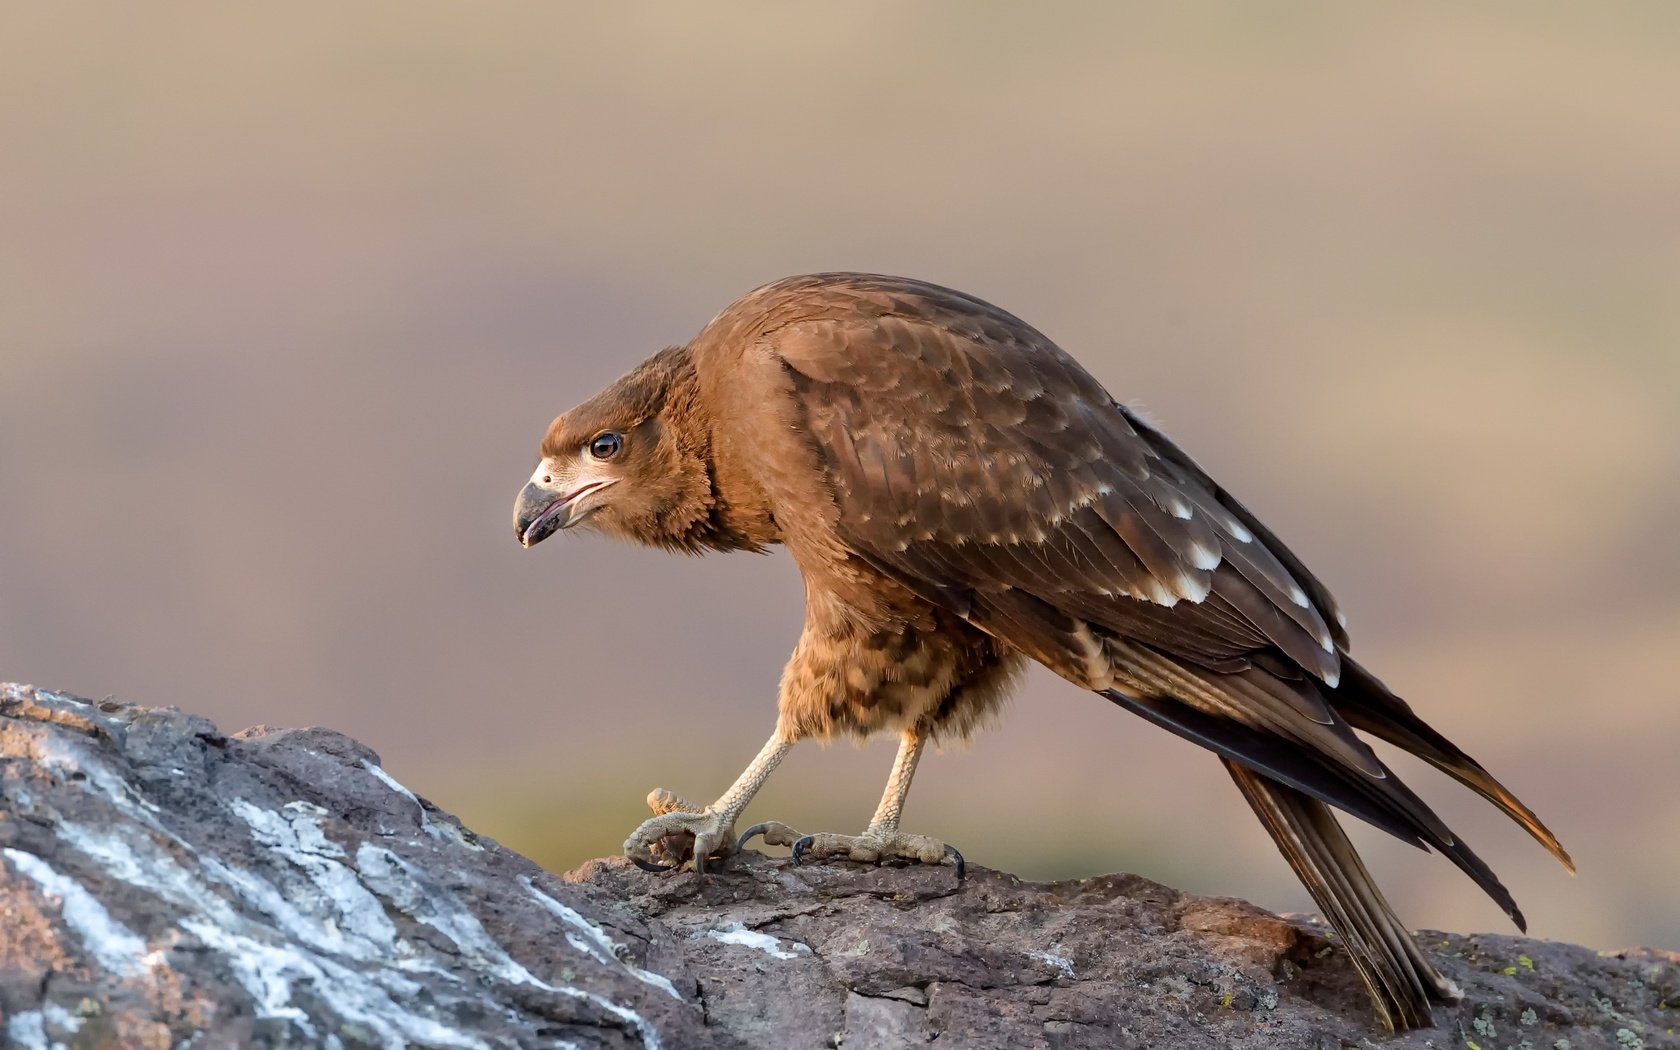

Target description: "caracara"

left=512, top=272, right=1571, bottom=1029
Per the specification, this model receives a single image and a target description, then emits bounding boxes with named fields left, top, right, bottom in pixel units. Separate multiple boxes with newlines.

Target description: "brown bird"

left=512, top=272, right=1572, bottom=1030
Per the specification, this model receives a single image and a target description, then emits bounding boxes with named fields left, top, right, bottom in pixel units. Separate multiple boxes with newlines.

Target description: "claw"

left=790, top=834, right=816, bottom=866
left=630, top=854, right=674, bottom=874
left=735, top=822, right=773, bottom=855
left=944, top=844, right=966, bottom=880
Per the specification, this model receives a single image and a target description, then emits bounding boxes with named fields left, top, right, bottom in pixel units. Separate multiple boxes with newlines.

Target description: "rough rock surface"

left=1, top=684, right=1674, bottom=1049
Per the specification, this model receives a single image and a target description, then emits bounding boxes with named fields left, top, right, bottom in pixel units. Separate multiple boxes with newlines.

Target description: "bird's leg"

left=738, top=728, right=964, bottom=877
left=623, top=732, right=791, bottom=876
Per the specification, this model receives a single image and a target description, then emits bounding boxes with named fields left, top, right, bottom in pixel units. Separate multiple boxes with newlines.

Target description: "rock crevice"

left=1, top=684, right=1673, bottom=1049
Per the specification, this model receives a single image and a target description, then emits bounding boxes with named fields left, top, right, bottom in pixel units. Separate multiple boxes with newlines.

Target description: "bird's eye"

left=588, top=432, right=623, bottom=460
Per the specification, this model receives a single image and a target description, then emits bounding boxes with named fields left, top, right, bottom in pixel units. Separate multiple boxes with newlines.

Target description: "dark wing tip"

left=1331, top=657, right=1576, bottom=876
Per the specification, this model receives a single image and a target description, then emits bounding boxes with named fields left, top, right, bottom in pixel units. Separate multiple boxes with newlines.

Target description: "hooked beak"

left=513, top=476, right=618, bottom=548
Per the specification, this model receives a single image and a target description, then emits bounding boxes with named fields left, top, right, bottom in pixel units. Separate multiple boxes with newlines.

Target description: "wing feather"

left=750, top=272, right=1560, bottom=935
left=772, top=281, right=1339, bottom=688
left=720, top=273, right=1565, bottom=1031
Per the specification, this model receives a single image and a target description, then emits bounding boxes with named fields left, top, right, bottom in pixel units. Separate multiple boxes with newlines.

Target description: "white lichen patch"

left=554, top=985, right=664, bottom=1050
left=4, top=1012, right=50, bottom=1050
left=355, top=844, right=539, bottom=984
left=698, top=921, right=812, bottom=960
left=36, top=815, right=488, bottom=1047
left=360, top=759, right=484, bottom=851
left=200, top=855, right=397, bottom=962
left=354, top=846, right=663, bottom=1049
left=521, top=875, right=682, bottom=1000
left=179, top=917, right=487, bottom=1050
left=1029, top=947, right=1076, bottom=980
left=4, top=1001, right=83, bottom=1050
left=57, top=819, right=251, bottom=932
left=1, top=848, right=148, bottom=975
left=229, top=799, right=400, bottom=957
left=2, top=691, right=667, bottom=1050
left=33, top=800, right=645, bottom=1048
left=30, top=733, right=162, bottom=824
left=1473, top=1007, right=1497, bottom=1039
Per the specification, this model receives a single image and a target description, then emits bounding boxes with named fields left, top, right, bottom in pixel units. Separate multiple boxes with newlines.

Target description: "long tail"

left=1084, top=648, right=1568, bottom=1030
left=1224, top=759, right=1462, bottom=1031
left=1332, top=656, right=1574, bottom=873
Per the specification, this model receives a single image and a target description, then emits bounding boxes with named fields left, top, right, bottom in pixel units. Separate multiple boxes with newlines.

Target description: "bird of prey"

left=512, top=272, right=1571, bottom=1030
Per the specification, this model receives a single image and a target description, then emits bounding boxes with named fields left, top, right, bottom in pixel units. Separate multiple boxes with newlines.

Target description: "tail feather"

left=1224, top=759, right=1462, bottom=1031
left=1099, top=684, right=1528, bottom=930
left=1333, top=657, right=1575, bottom=874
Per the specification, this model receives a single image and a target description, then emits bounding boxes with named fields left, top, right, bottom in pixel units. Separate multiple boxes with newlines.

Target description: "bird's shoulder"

left=695, top=272, right=1090, bottom=385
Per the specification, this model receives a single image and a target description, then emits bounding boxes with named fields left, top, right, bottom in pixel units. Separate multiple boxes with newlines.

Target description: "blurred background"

left=3, top=5, right=1676, bottom=952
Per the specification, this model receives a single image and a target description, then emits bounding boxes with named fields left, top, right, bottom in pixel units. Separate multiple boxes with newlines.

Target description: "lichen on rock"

left=2, top=684, right=1675, bottom=1049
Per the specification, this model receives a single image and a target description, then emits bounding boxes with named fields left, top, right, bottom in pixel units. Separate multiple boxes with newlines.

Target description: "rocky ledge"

left=0, top=683, right=1673, bottom=1049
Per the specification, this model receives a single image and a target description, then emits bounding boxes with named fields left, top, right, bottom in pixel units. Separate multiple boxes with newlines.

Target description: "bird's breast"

left=776, top=604, right=1020, bottom=743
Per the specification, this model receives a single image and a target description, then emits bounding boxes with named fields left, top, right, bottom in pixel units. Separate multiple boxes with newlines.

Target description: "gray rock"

left=2, top=683, right=1675, bottom=1049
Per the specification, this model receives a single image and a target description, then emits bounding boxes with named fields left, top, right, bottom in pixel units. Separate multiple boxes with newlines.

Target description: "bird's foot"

left=622, top=788, right=737, bottom=878
left=736, top=821, right=965, bottom=879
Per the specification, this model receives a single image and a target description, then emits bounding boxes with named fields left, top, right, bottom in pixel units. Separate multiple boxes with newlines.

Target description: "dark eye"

left=588, top=431, right=623, bottom=460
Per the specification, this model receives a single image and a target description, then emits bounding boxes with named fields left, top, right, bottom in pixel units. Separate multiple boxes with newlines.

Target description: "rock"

left=1, top=684, right=1674, bottom=1049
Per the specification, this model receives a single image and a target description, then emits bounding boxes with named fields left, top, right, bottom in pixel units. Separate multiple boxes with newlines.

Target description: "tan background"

left=3, top=5, right=1676, bottom=951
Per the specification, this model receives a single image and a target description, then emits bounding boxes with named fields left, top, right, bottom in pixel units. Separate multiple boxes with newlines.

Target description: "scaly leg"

left=736, top=728, right=964, bottom=877
left=624, top=733, right=791, bottom=877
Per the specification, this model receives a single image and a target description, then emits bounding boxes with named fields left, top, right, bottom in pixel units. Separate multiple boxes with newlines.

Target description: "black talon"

left=790, top=835, right=815, bottom=866
left=630, top=854, right=674, bottom=874
left=735, top=822, right=772, bottom=855
left=944, top=844, right=966, bottom=880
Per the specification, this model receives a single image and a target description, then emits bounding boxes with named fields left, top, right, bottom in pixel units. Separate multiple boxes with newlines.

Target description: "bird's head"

left=513, top=346, right=715, bottom=552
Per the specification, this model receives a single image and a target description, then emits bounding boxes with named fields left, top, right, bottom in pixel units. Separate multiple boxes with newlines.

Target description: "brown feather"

left=523, top=272, right=1571, bottom=1032
left=1225, top=760, right=1461, bottom=1031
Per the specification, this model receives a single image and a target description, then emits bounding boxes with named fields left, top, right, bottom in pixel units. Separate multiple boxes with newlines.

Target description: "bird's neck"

left=697, top=445, right=781, bottom=553
left=654, top=350, right=781, bottom=554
